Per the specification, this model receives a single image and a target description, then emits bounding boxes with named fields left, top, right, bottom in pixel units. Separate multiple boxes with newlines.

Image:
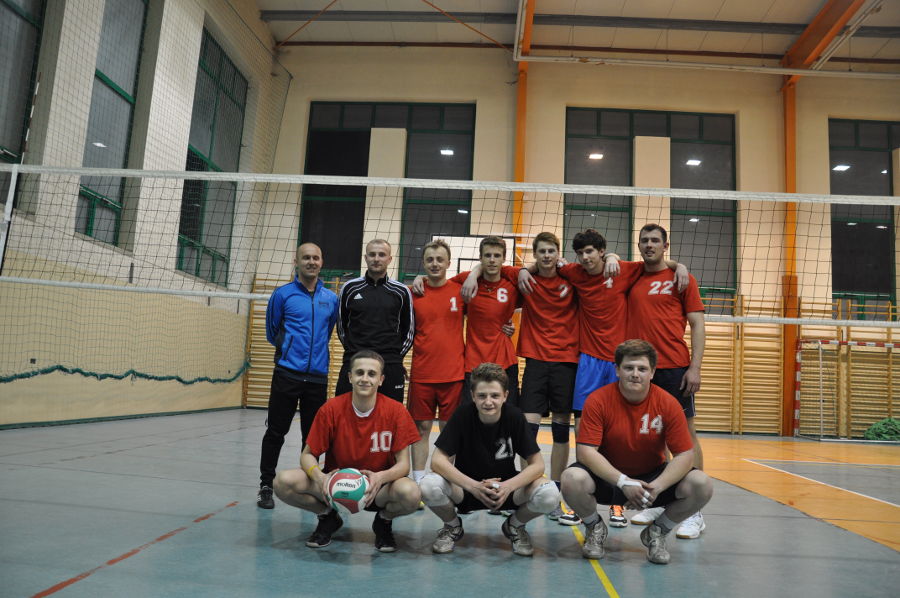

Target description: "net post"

left=782, top=275, right=800, bottom=435
left=0, top=164, right=19, bottom=276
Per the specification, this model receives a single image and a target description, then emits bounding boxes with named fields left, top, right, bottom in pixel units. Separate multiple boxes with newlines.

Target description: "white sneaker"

left=676, top=512, right=706, bottom=539
left=630, top=506, right=664, bottom=525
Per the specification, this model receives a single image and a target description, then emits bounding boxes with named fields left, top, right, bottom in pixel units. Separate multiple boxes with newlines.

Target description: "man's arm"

left=336, top=284, right=351, bottom=347
left=431, top=446, right=497, bottom=507
left=644, top=448, right=694, bottom=502
left=361, top=446, right=412, bottom=502
left=398, top=284, right=415, bottom=357
left=460, top=264, right=482, bottom=302
left=490, top=450, right=544, bottom=507
left=663, top=259, right=690, bottom=292
left=574, top=443, right=651, bottom=509
left=264, top=291, right=283, bottom=347
left=682, top=311, right=705, bottom=394
left=299, top=444, right=328, bottom=495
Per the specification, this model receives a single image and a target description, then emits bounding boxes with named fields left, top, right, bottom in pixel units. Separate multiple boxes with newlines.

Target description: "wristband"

left=305, top=464, right=321, bottom=478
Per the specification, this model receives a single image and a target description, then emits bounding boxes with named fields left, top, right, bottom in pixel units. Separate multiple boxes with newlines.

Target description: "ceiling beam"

left=782, top=0, right=867, bottom=86
left=259, top=11, right=899, bottom=38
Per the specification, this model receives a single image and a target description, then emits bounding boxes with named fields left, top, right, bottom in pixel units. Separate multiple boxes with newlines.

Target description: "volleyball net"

left=0, top=164, right=896, bottom=435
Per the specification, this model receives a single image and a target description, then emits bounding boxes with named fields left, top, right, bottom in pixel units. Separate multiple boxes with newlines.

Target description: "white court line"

left=756, top=459, right=900, bottom=468
left=744, top=459, right=900, bottom=509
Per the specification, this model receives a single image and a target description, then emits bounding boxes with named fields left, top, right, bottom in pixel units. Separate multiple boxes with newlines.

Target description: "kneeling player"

left=419, top=363, right=559, bottom=556
left=274, top=350, right=421, bottom=553
left=560, top=340, right=712, bottom=564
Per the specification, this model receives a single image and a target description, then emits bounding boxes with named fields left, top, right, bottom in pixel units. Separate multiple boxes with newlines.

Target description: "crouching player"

left=560, top=340, right=712, bottom=564
left=419, top=363, right=559, bottom=556
left=274, top=350, right=421, bottom=553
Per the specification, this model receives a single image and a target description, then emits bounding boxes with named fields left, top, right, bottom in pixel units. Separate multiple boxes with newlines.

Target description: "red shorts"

left=407, top=380, right=464, bottom=421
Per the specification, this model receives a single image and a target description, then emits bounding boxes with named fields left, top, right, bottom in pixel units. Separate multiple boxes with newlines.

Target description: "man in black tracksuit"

left=336, top=239, right=414, bottom=402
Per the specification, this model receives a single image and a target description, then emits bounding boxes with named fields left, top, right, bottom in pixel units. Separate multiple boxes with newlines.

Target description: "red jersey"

left=306, top=393, right=420, bottom=472
left=450, top=272, right=519, bottom=370
left=578, top=383, right=693, bottom=476
left=411, top=280, right=465, bottom=382
left=558, top=261, right=643, bottom=362
left=502, top=266, right=578, bottom=363
left=627, top=270, right=705, bottom=369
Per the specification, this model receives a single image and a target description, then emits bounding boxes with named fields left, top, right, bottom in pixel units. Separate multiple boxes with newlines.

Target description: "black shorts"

left=520, top=359, right=576, bottom=415
left=568, top=462, right=695, bottom=508
left=335, top=361, right=406, bottom=403
left=457, top=490, right=518, bottom=515
left=461, top=363, right=520, bottom=408
left=652, top=367, right=696, bottom=418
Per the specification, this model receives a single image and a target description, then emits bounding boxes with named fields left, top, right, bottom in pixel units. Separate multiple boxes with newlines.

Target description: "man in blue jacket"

left=257, top=243, right=339, bottom=509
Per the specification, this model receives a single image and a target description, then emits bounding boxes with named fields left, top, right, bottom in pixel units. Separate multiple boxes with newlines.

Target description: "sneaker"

left=256, top=486, right=274, bottom=509
left=581, top=518, right=608, bottom=559
left=631, top=506, right=664, bottom=525
left=676, top=512, right=706, bottom=539
left=547, top=505, right=564, bottom=521
left=431, top=521, right=465, bottom=554
left=305, top=509, right=343, bottom=548
left=608, top=505, right=628, bottom=527
left=558, top=511, right=582, bottom=526
left=372, top=513, right=397, bottom=553
left=501, top=516, right=534, bottom=557
left=640, top=523, right=670, bottom=564
left=488, top=509, right=512, bottom=516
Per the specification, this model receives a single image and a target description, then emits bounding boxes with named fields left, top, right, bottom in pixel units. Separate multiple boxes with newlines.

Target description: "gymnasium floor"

left=1, top=410, right=897, bottom=598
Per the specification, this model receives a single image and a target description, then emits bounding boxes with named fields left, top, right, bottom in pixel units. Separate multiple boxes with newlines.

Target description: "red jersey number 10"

left=370, top=431, right=393, bottom=453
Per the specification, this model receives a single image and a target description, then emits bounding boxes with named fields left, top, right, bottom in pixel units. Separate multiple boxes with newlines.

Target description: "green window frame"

left=177, top=29, right=247, bottom=285
left=1, top=0, right=45, bottom=203
left=76, top=0, right=148, bottom=245
left=828, top=118, right=898, bottom=320
left=564, top=108, right=737, bottom=312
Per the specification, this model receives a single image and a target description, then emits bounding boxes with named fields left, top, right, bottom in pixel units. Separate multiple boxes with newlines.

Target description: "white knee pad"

left=526, top=481, right=560, bottom=514
left=419, top=473, right=452, bottom=507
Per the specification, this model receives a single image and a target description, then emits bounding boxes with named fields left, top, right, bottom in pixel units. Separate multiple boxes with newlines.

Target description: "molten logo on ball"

left=326, top=468, right=370, bottom=516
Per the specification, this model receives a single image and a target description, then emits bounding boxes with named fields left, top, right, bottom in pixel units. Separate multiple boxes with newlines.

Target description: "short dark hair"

left=532, top=231, right=560, bottom=252
left=469, top=362, right=508, bottom=392
left=479, top=236, right=507, bottom=258
left=349, top=350, right=385, bottom=373
left=572, top=229, right=606, bottom=252
left=614, top=339, right=658, bottom=370
left=639, top=223, right=668, bottom=244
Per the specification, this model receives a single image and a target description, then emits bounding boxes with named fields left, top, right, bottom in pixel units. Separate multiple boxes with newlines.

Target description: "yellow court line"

left=569, top=525, right=621, bottom=598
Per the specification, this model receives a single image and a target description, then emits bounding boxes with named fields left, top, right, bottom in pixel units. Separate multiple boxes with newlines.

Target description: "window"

left=75, top=0, right=147, bottom=245
left=302, top=102, right=475, bottom=281
left=564, top=109, right=737, bottom=309
left=0, top=0, right=45, bottom=202
left=177, top=29, right=247, bottom=284
left=828, top=119, right=897, bottom=319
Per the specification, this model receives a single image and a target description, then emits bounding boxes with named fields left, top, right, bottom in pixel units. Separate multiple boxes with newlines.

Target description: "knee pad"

left=528, top=422, right=540, bottom=438
left=418, top=473, right=451, bottom=507
left=527, top=481, right=560, bottom=514
left=551, top=421, right=570, bottom=444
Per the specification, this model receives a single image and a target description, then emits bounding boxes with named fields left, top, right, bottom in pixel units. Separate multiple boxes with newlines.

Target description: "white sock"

left=412, top=470, right=425, bottom=483
left=446, top=516, right=461, bottom=528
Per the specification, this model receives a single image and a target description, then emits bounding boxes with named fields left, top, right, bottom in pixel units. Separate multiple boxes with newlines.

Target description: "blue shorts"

left=572, top=353, right=618, bottom=411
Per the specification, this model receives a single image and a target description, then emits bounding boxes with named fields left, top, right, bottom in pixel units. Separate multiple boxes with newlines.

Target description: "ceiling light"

left=689, top=217, right=700, bottom=223
left=832, top=164, right=850, bottom=171
left=440, top=148, right=454, bottom=156
left=876, top=225, right=888, bottom=229
left=457, top=209, right=468, bottom=214
left=882, top=170, right=888, bottom=174
left=847, top=222, right=857, bottom=226
left=588, top=153, right=604, bottom=160
left=92, top=142, right=107, bottom=148
left=686, top=159, right=701, bottom=166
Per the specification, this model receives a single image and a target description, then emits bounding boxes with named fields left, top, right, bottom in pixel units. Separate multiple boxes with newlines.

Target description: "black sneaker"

left=256, top=486, right=274, bottom=509
left=305, top=509, right=343, bottom=548
left=372, top=512, right=397, bottom=553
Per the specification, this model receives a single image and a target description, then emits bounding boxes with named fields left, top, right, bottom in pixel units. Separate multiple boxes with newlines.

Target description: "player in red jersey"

left=274, top=351, right=421, bottom=552
left=518, top=229, right=686, bottom=527
left=560, top=340, right=713, bottom=564
left=627, top=223, right=707, bottom=539
left=408, top=239, right=465, bottom=485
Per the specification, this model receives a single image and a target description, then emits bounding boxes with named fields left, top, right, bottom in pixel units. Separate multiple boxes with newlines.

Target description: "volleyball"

left=326, top=468, right=370, bottom=516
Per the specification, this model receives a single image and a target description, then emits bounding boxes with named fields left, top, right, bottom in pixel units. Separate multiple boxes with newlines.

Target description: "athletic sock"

left=582, top=512, right=600, bottom=527
left=412, top=470, right=425, bottom=483
left=446, top=516, right=462, bottom=528
left=509, top=513, right=525, bottom=528
left=655, top=513, right=677, bottom=535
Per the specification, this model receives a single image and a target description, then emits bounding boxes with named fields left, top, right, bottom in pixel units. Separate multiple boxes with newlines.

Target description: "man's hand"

left=674, top=263, right=689, bottom=293
left=501, top=320, right=515, bottom=337
left=602, top=254, right=620, bottom=278
left=468, top=478, right=500, bottom=509
left=461, top=273, right=479, bottom=303
left=483, top=478, right=513, bottom=510
left=359, top=469, right=386, bottom=504
left=621, top=478, right=659, bottom=511
left=518, top=268, right=536, bottom=295
left=681, top=365, right=701, bottom=395
left=411, top=275, right=426, bottom=296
